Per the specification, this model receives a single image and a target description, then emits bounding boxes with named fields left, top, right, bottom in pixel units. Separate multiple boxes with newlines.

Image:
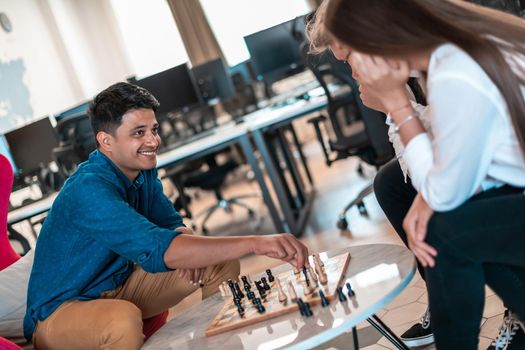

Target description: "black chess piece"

left=319, top=290, right=330, bottom=307
left=244, top=283, right=251, bottom=293
left=241, top=275, right=249, bottom=285
left=336, top=286, right=347, bottom=302
left=296, top=299, right=305, bottom=316
left=303, top=301, right=313, bottom=317
left=302, top=266, right=310, bottom=287
left=345, top=282, right=356, bottom=297
left=234, top=282, right=245, bottom=298
left=254, top=298, right=266, bottom=313
left=233, top=297, right=242, bottom=306
left=266, top=269, right=275, bottom=283
left=228, top=280, right=237, bottom=297
left=247, top=290, right=255, bottom=300
left=261, top=277, right=271, bottom=291
left=237, top=304, right=245, bottom=316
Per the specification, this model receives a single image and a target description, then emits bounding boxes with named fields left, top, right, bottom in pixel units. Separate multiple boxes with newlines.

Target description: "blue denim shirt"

left=24, top=150, right=183, bottom=340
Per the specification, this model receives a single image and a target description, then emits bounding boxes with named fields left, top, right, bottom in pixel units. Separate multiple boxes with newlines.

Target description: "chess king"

left=24, top=82, right=310, bottom=350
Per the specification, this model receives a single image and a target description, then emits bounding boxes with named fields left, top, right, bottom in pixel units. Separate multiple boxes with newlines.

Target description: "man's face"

left=102, top=108, right=161, bottom=180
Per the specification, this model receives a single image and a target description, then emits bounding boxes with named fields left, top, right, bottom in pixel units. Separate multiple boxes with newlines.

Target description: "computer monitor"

left=229, top=60, right=257, bottom=84
left=244, top=15, right=306, bottom=86
left=191, top=58, right=236, bottom=104
left=134, top=63, right=202, bottom=117
left=4, top=116, right=59, bottom=176
left=54, top=101, right=91, bottom=122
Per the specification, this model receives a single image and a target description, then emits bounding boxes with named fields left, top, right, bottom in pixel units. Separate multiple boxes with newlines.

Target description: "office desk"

left=142, top=244, right=415, bottom=350
left=6, top=89, right=334, bottom=237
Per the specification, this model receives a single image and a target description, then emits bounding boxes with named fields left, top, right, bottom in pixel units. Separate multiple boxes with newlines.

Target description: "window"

left=200, top=0, right=312, bottom=66
left=110, top=0, right=189, bottom=78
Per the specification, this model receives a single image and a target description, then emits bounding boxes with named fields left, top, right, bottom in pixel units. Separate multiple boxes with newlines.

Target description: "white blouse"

left=401, top=43, right=525, bottom=211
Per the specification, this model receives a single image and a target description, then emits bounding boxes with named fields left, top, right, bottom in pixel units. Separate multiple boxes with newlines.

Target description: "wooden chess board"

left=205, top=252, right=351, bottom=337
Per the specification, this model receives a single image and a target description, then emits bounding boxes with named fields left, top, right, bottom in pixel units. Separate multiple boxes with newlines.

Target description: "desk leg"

left=252, top=130, right=298, bottom=234
left=288, top=124, right=314, bottom=186
left=352, top=326, right=359, bottom=349
left=367, top=314, right=409, bottom=350
left=277, top=128, right=305, bottom=208
left=238, top=134, right=286, bottom=233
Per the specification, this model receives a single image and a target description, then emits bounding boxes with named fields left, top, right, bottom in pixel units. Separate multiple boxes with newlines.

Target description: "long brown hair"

left=316, top=0, right=525, bottom=155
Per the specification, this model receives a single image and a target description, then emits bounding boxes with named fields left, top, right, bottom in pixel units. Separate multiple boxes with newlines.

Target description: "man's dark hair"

left=88, top=82, right=160, bottom=144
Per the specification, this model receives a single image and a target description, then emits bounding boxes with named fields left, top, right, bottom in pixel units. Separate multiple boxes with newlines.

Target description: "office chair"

left=222, top=72, right=259, bottom=120
left=52, top=113, right=96, bottom=179
left=304, top=48, right=394, bottom=230
left=177, top=152, right=257, bottom=235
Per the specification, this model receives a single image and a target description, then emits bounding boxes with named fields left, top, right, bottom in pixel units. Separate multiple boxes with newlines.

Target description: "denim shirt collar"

left=90, top=150, right=145, bottom=190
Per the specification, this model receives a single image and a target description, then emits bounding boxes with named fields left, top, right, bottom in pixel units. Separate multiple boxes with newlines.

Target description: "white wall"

left=0, top=0, right=77, bottom=133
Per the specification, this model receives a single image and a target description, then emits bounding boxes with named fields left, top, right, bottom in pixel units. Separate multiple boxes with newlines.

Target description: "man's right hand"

left=251, top=234, right=310, bottom=269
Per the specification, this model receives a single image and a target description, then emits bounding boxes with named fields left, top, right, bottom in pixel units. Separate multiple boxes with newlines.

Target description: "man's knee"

left=101, top=301, right=144, bottom=348
left=222, top=259, right=241, bottom=280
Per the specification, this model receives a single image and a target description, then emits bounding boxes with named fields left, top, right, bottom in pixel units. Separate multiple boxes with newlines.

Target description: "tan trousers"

left=33, top=259, right=240, bottom=350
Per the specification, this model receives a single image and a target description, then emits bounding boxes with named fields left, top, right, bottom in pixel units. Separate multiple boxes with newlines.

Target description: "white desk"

left=142, top=244, right=416, bottom=350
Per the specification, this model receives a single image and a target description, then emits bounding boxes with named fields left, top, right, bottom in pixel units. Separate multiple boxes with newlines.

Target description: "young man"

left=24, top=82, right=309, bottom=349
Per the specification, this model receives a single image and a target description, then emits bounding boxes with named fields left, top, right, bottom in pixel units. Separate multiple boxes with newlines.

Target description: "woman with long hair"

left=308, top=0, right=525, bottom=349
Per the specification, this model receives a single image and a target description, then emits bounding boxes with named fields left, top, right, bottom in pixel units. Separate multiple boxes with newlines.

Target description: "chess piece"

left=313, top=253, right=324, bottom=267
left=287, top=281, right=298, bottom=302
left=336, top=286, right=347, bottom=302
left=219, top=283, right=226, bottom=297
left=303, top=300, right=313, bottom=317
left=237, top=304, right=245, bottom=315
left=296, top=299, right=305, bottom=316
left=261, top=277, right=271, bottom=291
left=293, top=267, right=300, bottom=275
left=234, top=282, right=245, bottom=298
left=266, top=269, right=275, bottom=283
left=254, top=298, right=266, bottom=313
left=307, top=267, right=318, bottom=287
left=346, top=282, right=356, bottom=297
left=301, top=280, right=313, bottom=295
left=228, top=280, right=238, bottom=297
left=319, top=290, right=330, bottom=307
left=302, top=266, right=310, bottom=287
left=318, top=269, right=328, bottom=285
left=275, top=278, right=288, bottom=303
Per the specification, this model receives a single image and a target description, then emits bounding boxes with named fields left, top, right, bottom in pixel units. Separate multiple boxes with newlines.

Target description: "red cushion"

left=142, top=310, right=169, bottom=340
left=0, top=154, right=20, bottom=271
left=0, top=337, right=22, bottom=350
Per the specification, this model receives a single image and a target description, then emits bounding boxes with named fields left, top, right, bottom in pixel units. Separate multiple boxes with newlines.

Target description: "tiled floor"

left=13, top=121, right=505, bottom=349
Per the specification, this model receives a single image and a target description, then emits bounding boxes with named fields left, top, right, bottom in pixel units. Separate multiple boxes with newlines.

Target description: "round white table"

left=142, top=244, right=416, bottom=350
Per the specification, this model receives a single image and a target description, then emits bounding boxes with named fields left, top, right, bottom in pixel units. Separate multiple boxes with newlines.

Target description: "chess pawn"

left=301, top=280, right=313, bottom=296
left=293, top=267, right=300, bottom=275
left=287, top=281, right=298, bottom=302
left=319, top=270, right=328, bottom=285
left=219, top=283, right=226, bottom=298
left=275, top=278, right=288, bottom=303
left=313, top=253, right=324, bottom=267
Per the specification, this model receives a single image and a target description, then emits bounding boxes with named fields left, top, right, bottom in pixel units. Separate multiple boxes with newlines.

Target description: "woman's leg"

left=373, top=160, right=423, bottom=278
left=424, top=191, right=525, bottom=349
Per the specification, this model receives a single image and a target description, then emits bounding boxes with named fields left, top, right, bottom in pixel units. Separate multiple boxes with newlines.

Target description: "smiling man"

left=24, top=82, right=309, bottom=350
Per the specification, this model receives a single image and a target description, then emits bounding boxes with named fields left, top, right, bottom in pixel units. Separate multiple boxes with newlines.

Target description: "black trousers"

left=374, top=160, right=525, bottom=349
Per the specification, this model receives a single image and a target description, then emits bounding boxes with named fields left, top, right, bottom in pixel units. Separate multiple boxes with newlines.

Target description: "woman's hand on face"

left=358, top=84, right=387, bottom=113
left=350, top=53, right=411, bottom=111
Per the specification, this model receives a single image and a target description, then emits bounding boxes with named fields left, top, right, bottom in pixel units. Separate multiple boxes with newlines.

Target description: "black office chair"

left=176, top=150, right=257, bottom=235
left=222, top=72, right=259, bottom=120
left=52, top=113, right=96, bottom=179
left=304, top=48, right=394, bottom=230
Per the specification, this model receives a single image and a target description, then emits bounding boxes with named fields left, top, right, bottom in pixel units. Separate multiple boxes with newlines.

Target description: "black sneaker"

left=400, top=307, right=435, bottom=347
left=487, top=310, right=525, bottom=350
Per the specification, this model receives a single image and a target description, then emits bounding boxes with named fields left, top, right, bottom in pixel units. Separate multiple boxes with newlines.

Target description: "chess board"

left=205, top=252, right=351, bottom=336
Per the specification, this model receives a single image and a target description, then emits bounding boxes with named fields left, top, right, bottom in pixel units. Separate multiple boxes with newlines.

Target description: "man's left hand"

left=403, top=193, right=438, bottom=267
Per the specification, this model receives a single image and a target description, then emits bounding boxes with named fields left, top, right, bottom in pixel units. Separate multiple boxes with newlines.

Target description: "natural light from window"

left=110, top=0, right=189, bottom=79
left=200, top=0, right=312, bottom=67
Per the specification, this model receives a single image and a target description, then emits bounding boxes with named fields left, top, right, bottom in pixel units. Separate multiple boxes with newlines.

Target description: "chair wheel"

left=337, top=218, right=348, bottom=230
left=357, top=202, right=369, bottom=217
left=248, top=209, right=255, bottom=218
